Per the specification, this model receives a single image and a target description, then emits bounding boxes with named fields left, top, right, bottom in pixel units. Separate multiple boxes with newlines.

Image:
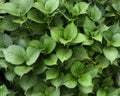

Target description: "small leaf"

left=45, top=0, right=59, bottom=13
left=72, top=2, right=89, bottom=16
left=56, top=48, right=72, bottom=63
left=97, top=88, right=107, bottom=96
left=71, top=33, right=86, bottom=44
left=14, top=66, right=33, bottom=77
left=0, top=3, right=19, bottom=16
left=0, top=85, right=9, bottom=96
left=43, top=35, right=56, bottom=54
left=11, top=0, right=33, bottom=15
left=45, top=87, right=60, bottom=96
left=27, top=9, right=45, bottom=23
left=50, top=27, right=63, bottom=42
left=51, top=73, right=64, bottom=88
left=44, top=54, right=57, bottom=66
left=46, top=68, right=59, bottom=80
left=78, top=73, right=92, bottom=87
left=71, top=61, right=85, bottom=77
left=63, top=73, right=77, bottom=88
left=64, top=22, right=78, bottom=41
left=31, top=92, right=45, bottom=96
left=83, top=17, right=96, bottom=35
left=0, top=59, right=8, bottom=69
left=103, top=47, right=118, bottom=63
left=111, top=33, right=120, bottom=47
left=26, top=46, right=41, bottom=65
left=29, top=40, right=43, bottom=49
left=19, top=75, right=37, bottom=92
left=3, top=45, right=26, bottom=65
left=79, top=85, right=93, bottom=94
left=5, top=70, right=16, bottom=82
left=33, top=0, right=47, bottom=14
left=88, top=5, right=102, bottom=21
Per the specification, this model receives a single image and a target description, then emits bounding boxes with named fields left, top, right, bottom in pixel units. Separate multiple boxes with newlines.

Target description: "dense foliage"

left=0, top=0, right=120, bottom=96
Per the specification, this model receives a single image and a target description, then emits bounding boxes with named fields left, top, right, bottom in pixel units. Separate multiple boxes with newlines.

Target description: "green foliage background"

left=0, top=0, right=120, bottom=96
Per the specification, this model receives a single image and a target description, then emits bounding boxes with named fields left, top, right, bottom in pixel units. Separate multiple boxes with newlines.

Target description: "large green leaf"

left=11, top=0, right=33, bottom=15
left=0, top=85, right=9, bottom=96
left=63, top=73, right=77, bottom=88
left=0, top=3, right=19, bottom=16
left=44, top=54, right=57, bottom=66
left=56, top=48, right=72, bottom=63
left=51, top=73, right=64, bottom=88
left=88, top=5, right=102, bottom=21
left=103, top=47, right=118, bottom=63
left=3, top=45, right=26, bottom=65
left=71, top=61, right=85, bottom=77
left=46, top=68, right=59, bottom=80
left=97, top=88, right=107, bottom=96
left=71, top=33, right=86, bottom=44
left=0, top=0, right=33, bottom=16
left=83, top=17, right=96, bottom=35
left=111, top=33, right=120, bottom=47
left=45, top=0, right=59, bottom=13
left=43, top=35, right=56, bottom=54
left=45, top=87, right=60, bottom=96
left=64, top=22, right=78, bottom=41
left=50, top=27, right=63, bottom=42
left=78, top=73, right=92, bottom=87
left=27, top=9, right=45, bottom=23
left=26, top=46, right=41, bottom=65
left=72, top=2, right=89, bottom=16
left=14, top=66, right=33, bottom=77
left=19, top=75, right=37, bottom=92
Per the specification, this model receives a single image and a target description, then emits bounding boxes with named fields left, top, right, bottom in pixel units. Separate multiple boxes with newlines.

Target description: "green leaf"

left=63, top=73, right=77, bottom=88
left=50, top=27, right=63, bottom=42
left=27, top=9, right=45, bottom=23
left=14, top=66, right=33, bottom=77
left=64, top=22, right=78, bottom=41
left=71, top=33, right=86, bottom=44
left=44, top=54, right=57, bottom=66
left=46, top=68, right=59, bottom=80
left=107, top=88, right=120, bottom=96
left=79, top=85, right=93, bottom=94
left=111, top=0, right=120, bottom=13
left=0, top=85, right=9, bottom=96
left=111, top=33, right=120, bottom=47
left=45, top=0, right=59, bottom=13
left=45, top=87, right=60, bottom=96
left=11, top=0, right=33, bottom=15
left=72, top=46, right=89, bottom=61
left=88, top=5, right=102, bottom=21
left=103, top=47, right=118, bottom=63
left=78, top=73, right=92, bottom=87
left=0, top=59, right=8, bottom=69
left=71, top=61, right=85, bottom=77
left=0, top=3, right=19, bottom=16
left=72, top=2, right=89, bottom=16
left=3, top=45, right=26, bottom=65
left=51, top=73, right=64, bottom=88
left=29, top=40, right=43, bottom=49
left=56, top=48, right=72, bottom=63
left=5, top=70, right=16, bottom=82
left=33, top=0, right=47, bottom=14
left=31, top=92, right=45, bottom=96
left=83, top=17, right=96, bottom=35
left=43, top=35, right=56, bottom=54
left=97, top=88, right=107, bottom=96
left=19, top=75, right=37, bottom=92
left=0, top=34, right=13, bottom=48
left=26, top=46, right=41, bottom=65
